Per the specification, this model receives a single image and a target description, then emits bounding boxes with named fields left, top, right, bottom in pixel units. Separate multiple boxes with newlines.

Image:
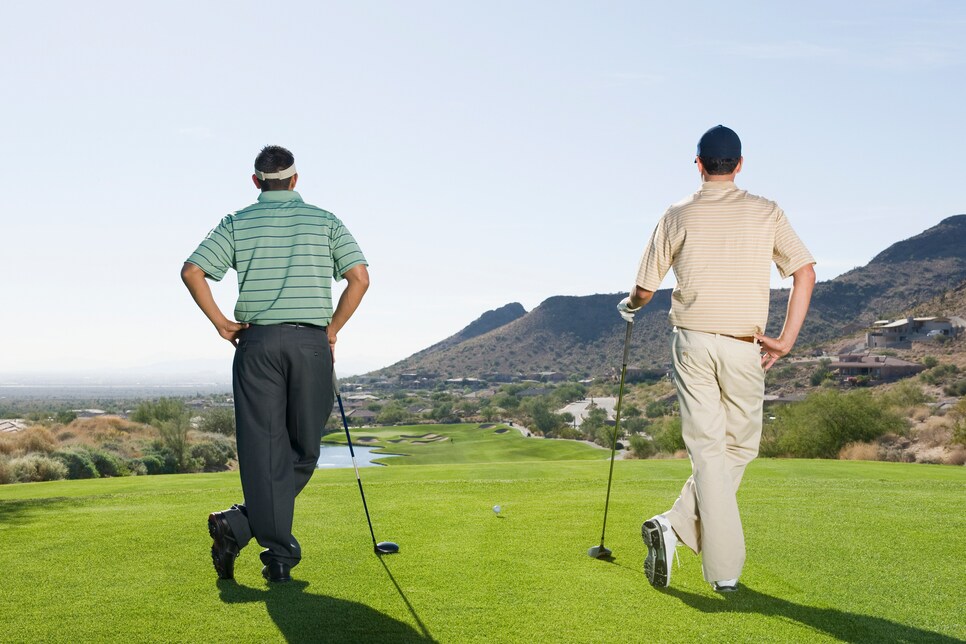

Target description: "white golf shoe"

left=642, top=514, right=679, bottom=588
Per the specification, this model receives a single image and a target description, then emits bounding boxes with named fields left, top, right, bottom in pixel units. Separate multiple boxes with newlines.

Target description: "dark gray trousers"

left=222, top=324, right=334, bottom=567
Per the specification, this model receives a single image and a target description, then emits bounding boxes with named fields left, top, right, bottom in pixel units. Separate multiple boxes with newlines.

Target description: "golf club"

left=588, top=319, right=633, bottom=559
left=334, top=373, right=399, bottom=555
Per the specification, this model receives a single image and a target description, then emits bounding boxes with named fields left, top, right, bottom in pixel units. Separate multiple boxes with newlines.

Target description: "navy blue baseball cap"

left=696, top=125, right=741, bottom=159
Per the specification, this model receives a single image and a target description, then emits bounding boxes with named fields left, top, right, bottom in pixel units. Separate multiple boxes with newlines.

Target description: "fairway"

left=1, top=429, right=963, bottom=643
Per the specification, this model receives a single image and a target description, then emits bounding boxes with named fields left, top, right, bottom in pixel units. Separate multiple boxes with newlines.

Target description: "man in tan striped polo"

left=617, top=125, right=815, bottom=592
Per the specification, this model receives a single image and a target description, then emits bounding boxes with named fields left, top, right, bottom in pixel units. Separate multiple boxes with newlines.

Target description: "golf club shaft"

left=335, top=375, right=379, bottom=549
left=597, top=319, right=633, bottom=548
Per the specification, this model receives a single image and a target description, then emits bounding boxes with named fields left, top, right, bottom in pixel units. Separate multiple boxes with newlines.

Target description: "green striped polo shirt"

left=634, top=181, right=814, bottom=337
left=186, top=190, right=367, bottom=327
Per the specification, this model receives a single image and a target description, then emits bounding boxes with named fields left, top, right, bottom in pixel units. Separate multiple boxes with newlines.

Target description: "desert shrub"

left=190, top=433, right=235, bottom=471
left=838, top=442, right=880, bottom=461
left=943, top=379, right=966, bottom=397
left=131, top=399, right=187, bottom=428
left=921, top=356, right=939, bottom=369
left=0, top=435, right=17, bottom=455
left=629, top=434, right=657, bottom=459
left=645, top=400, right=674, bottom=418
left=53, top=448, right=100, bottom=479
left=0, top=457, right=14, bottom=484
left=158, top=413, right=202, bottom=472
left=651, top=417, right=684, bottom=454
left=17, top=427, right=58, bottom=454
left=126, top=458, right=148, bottom=476
left=879, top=381, right=930, bottom=409
left=916, top=417, right=953, bottom=447
left=56, top=430, right=75, bottom=442
left=140, top=454, right=168, bottom=475
left=765, top=390, right=905, bottom=458
left=11, top=454, right=68, bottom=482
left=88, top=449, right=129, bottom=477
left=555, top=426, right=583, bottom=440
left=920, top=363, right=959, bottom=385
left=945, top=447, right=966, bottom=466
left=198, top=407, right=236, bottom=436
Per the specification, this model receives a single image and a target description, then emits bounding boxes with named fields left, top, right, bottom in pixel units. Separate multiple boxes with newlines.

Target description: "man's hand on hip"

left=217, top=321, right=249, bottom=347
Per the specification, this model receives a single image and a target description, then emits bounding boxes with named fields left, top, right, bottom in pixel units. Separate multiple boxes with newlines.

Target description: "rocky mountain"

left=375, top=215, right=966, bottom=378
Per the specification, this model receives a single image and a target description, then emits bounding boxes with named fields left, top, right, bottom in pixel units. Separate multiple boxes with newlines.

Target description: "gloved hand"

left=617, top=296, right=640, bottom=322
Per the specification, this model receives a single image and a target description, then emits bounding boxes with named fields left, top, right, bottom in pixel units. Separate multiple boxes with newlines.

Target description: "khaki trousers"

left=664, top=328, right=765, bottom=582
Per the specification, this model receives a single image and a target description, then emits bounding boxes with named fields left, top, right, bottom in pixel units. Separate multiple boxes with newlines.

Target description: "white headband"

left=254, top=163, right=297, bottom=181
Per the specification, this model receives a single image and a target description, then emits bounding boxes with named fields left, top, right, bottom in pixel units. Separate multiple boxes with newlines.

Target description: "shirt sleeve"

left=772, top=209, right=815, bottom=279
left=330, top=217, right=368, bottom=281
left=635, top=214, right=674, bottom=291
left=185, top=215, right=235, bottom=281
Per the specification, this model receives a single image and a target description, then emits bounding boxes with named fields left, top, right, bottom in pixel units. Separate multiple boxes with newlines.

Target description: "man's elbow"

left=795, top=263, right=817, bottom=286
left=181, top=262, right=202, bottom=285
left=346, top=265, right=371, bottom=292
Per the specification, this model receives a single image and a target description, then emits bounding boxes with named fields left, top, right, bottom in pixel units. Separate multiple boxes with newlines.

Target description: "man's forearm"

left=776, top=264, right=816, bottom=348
left=630, top=286, right=655, bottom=310
left=328, top=265, right=370, bottom=336
left=181, top=262, right=230, bottom=328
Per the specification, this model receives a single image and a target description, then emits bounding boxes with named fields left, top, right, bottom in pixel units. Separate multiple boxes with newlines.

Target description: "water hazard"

left=316, top=443, right=401, bottom=469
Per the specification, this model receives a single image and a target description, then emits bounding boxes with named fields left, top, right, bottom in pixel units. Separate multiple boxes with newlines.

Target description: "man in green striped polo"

left=181, top=145, right=370, bottom=583
left=618, top=125, right=815, bottom=593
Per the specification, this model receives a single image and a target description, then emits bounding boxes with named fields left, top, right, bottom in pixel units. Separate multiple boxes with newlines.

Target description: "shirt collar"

left=257, top=190, right=303, bottom=203
left=700, top=181, right=737, bottom=191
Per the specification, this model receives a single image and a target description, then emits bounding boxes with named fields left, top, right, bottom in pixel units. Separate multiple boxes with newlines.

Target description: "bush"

left=88, top=449, right=129, bottom=477
left=17, top=427, right=58, bottom=454
left=131, top=399, right=187, bottom=428
left=198, top=407, right=236, bottom=436
left=11, top=454, right=68, bottom=482
left=629, top=434, right=656, bottom=459
left=764, top=390, right=905, bottom=458
left=879, top=380, right=930, bottom=409
left=190, top=433, right=236, bottom=471
left=0, top=457, right=14, bottom=484
left=53, top=448, right=100, bottom=479
left=943, top=379, right=966, bottom=397
left=126, top=458, right=148, bottom=476
left=139, top=454, right=168, bottom=475
left=651, top=417, right=684, bottom=454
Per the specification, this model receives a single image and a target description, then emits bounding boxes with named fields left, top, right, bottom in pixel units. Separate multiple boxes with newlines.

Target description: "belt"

left=279, top=322, right=327, bottom=331
left=720, top=334, right=755, bottom=343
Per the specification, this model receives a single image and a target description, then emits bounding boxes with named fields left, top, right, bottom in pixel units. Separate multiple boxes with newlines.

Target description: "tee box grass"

left=0, top=423, right=963, bottom=643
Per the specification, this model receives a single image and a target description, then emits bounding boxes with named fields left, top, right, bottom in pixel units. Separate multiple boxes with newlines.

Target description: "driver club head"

left=375, top=541, right=400, bottom=554
left=587, top=545, right=612, bottom=559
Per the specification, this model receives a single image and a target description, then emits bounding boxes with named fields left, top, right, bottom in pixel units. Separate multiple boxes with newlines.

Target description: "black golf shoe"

left=642, top=515, right=678, bottom=588
left=208, top=512, right=240, bottom=580
left=262, top=561, right=292, bottom=583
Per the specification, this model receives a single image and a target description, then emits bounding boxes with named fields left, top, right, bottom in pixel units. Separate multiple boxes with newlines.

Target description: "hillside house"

left=866, top=316, right=965, bottom=349
left=829, top=354, right=926, bottom=381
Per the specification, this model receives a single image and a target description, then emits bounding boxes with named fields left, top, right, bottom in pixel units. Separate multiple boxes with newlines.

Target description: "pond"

left=316, top=443, right=402, bottom=469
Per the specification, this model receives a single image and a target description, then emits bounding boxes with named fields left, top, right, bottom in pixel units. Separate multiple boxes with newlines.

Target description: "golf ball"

left=493, top=505, right=501, bottom=514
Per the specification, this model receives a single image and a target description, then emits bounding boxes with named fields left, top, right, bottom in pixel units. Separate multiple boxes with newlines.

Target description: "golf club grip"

left=622, top=320, right=633, bottom=365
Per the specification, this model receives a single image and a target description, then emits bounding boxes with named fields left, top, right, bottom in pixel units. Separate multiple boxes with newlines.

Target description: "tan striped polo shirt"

left=634, top=181, right=814, bottom=336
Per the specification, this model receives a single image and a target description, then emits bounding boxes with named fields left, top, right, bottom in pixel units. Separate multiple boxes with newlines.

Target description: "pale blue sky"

left=1, top=1, right=963, bottom=378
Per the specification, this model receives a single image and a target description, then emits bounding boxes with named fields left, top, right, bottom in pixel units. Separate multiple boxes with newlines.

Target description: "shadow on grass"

left=378, top=557, right=435, bottom=641
left=0, top=497, right=75, bottom=525
left=218, top=579, right=434, bottom=643
left=664, top=585, right=961, bottom=643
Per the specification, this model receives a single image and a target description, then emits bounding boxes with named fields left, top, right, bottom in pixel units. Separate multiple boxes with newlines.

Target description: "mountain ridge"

left=374, top=215, right=966, bottom=378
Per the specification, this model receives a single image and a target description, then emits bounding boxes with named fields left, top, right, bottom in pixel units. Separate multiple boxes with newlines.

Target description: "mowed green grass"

left=1, top=427, right=964, bottom=643
left=325, top=423, right=610, bottom=465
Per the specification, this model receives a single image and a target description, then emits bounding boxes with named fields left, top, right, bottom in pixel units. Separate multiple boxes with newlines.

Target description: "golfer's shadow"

left=664, top=585, right=959, bottom=643
left=218, top=579, right=433, bottom=643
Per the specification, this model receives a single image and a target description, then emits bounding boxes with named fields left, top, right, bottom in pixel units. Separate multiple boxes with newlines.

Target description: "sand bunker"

left=479, top=423, right=495, bottom=429
left=494, top=428, right=509, bottom=434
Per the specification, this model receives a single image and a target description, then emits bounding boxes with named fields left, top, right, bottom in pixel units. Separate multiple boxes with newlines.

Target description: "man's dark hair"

left=254, top=145, right=296, bottom=191
left=699, top=157, right=740, bottom=175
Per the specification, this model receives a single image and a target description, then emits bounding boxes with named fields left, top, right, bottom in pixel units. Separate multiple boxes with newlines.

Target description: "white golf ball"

left=493, top=505, right=501, bottom=514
